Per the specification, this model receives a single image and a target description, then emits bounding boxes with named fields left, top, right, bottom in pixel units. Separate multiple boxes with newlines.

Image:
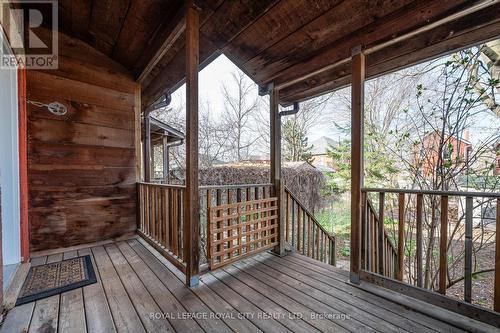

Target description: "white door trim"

left=0, top=33, right=21, bottom=266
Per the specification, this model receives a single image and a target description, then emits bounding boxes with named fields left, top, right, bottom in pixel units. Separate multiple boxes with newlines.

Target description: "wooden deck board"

left=280, top=253, right=464, bottom=332
left=29, top=255, right=61, bottom=333
left=254, top=253, right=443, bottom=332
left=91, top=245, right=145, bottom=333
left=115, top=241, right=202, bottom=333
left=220, top=264, right=347, bottom=333
left=1, top=238, right=482, bottom=333
left=77, top=247, right=117, bottom=333
left=128, top=239, right=232, bottom=333
left=58, top=250, right=86, bottom=333
left=251, top=255, right=402, bottom=332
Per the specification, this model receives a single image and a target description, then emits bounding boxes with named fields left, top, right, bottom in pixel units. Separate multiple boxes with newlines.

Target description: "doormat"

left=16, top=255, right=97, bottom=305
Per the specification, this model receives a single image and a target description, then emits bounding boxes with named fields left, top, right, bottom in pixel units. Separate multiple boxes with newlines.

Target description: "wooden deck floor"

left=0, top=238, right=475, bottom=333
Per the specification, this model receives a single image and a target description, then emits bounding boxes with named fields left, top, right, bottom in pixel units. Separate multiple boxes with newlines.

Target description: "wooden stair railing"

left=284, top=186, right=336, bottom=266
left=362, top=193, right=398, bottom=279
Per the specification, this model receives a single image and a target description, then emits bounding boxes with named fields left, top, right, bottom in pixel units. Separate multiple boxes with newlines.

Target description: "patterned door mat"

left=16, top=255, right=97, bottom=306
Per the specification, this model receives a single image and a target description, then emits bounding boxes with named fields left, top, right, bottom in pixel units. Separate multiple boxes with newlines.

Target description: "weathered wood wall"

left=27, top=30, right=139, bottom=251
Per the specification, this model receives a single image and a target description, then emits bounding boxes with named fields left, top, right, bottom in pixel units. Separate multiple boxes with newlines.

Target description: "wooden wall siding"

left=27, top=31, right=138, bottom=251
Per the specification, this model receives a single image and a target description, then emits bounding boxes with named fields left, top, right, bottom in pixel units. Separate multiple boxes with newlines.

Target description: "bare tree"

left=282, top=94, right=334, bottom=162
left=386, top=46, right=499, bottom=297
left=221, top=70, right=260, bottom=161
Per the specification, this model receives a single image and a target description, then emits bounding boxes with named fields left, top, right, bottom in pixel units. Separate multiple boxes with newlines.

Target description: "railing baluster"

left=495, top=198, right=500, bottom=312
left=316, top=225, right=320, bottom=260
left=160, top=187, right=164, bottom=244
left=237, top=188, right=242, bottom=256
left=156, top=186, right=160, bottom=242
left=291, top=200, right=295, bottom=249
left=378, top=192, right=385, bottom=275
left=464, top=196, right=473, bottom=303
left=439, top=195, right=448, bottom=294
left=173, top=188, right=179, bottom=256
left=416, top=193, right=423, bottom=287
left=397, top=193, right=405, bottom=281
left=372, top=211, right=376, bottom=272
left=246, top=188, right=251, bottom=255
left=366, top=205, right=371, bottom=271
left=216, top=189, right=222, bottom=256
left=286, top=193, right=290, bottom=243
left=308, top=216, right=312, bottom=257
left=361, top=192, right=367, bottom=270
left=297, top=207, right=301, bottom=252
left=144, top=185, right=148, bottom=235
left=227, top=189, right=233, bottom=260
left=321, top=233, right=325, bottom=262
left=302, top=210, right=307, bottom=255
left=138, top=184, right=143, bottom=231
left=317, top=229, right=320, bottom=261
left=206, top=189, right=212, bottom=264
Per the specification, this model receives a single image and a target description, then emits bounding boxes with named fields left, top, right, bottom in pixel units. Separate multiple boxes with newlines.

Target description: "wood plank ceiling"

left=51, top=0, right=500, bottom=108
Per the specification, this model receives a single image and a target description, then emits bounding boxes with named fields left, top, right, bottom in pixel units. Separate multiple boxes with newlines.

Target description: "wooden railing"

left=361, top=188, right=500, bottom=314
left=138, top=182, right=337, bottom=273
left=206, top=197, right=279, bottom=269
left=284, top=186, right=336, bottom=266
left=199, top=184, right=275, bottom=267
left=137, top=182, right=186, bottom=272
left=362, top=194, right=398, bottom=279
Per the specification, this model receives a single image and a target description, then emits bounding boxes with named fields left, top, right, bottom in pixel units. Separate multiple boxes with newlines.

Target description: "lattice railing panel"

left=207, top=197, right=278, bottom=269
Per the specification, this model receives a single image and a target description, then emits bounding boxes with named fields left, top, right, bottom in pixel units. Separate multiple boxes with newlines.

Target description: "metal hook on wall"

left=27, top=100, right=68, bottom=116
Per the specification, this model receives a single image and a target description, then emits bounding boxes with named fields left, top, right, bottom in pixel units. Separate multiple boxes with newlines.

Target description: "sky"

left=169, top=54, right=340, bottom=142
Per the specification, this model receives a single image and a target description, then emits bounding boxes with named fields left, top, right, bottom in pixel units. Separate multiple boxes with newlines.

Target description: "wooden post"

left=397, top=193, right=405, bottom=281
left=494, top=198, right=500, bottom=312
left=350, top=47, right=365, bottom=284
left=439, top=195, right=448, bottom=294
left=163, top=137, right=170, bottom=183
left=144, top=111, right=152, bottom=182
left=270, top=84, right=285, bottom=256
left=464, top=196, right=473, bottom=303
left=183, top=5, right=200, bottom=287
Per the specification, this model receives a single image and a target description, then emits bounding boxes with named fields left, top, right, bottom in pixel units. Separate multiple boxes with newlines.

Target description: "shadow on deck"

left=0, top=238, right=490, bottom=332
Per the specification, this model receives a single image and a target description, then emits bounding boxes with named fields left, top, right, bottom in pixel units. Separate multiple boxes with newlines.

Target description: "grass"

left=315, top=200, right=351, bottom=241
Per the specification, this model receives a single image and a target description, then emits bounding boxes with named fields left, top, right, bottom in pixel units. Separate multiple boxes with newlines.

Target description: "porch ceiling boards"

left=44, top=0, right=500, bottom=108
left=1, top=238, right=469, bottom=333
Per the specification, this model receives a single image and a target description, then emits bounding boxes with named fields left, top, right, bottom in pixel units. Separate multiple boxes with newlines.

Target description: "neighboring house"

left=147, top=116, right=184, bottom=182
left=413, top=130, right=472, bottom=177
left=310, top=136, right=339, bottom=170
